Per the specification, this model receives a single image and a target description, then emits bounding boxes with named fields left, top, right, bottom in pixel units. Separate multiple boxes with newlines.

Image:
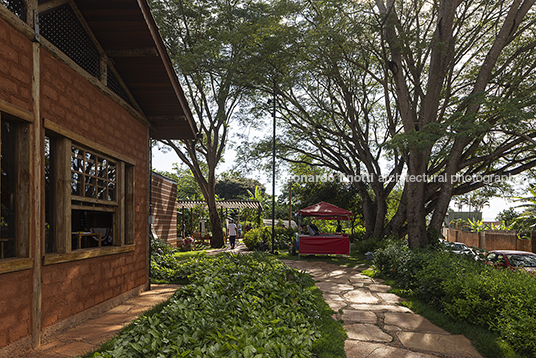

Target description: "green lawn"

left=276, top=250, right=370, bottom=268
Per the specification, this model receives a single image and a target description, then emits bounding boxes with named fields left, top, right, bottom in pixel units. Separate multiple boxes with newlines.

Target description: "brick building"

left=0, top=0, right=196, bottom=355
left=151, top=172, right=179, bottom=246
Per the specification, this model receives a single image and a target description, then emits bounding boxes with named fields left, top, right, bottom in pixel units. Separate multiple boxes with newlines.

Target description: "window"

left=1, top=114, right=30, bottom=260
left=70, top=145, right=118, bottom=249
left=1, top=120, right=17, bottom=259
left=45, top=130, right=135, bottom=256
left=71, top=146, right=117, bottom=202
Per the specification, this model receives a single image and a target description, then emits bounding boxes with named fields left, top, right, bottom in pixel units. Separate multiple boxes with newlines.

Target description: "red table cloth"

left=299, top=234, right=350, bottom=256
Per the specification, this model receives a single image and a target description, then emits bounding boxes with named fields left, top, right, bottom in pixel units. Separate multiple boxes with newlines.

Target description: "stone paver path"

left=281, top=260, right=483, bottom=358
left=17, top=284, right=180, bottom=358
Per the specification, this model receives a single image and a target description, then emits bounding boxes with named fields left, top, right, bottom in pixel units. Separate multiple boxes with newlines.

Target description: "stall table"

left=298, top=233, right=350, bottom=257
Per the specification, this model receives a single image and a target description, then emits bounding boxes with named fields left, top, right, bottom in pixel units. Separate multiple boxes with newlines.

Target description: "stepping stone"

left=327, top=269, right=350, bottom=277
left=349, top=282, right=365, bottom=288
left=397, top=332, right=483, bottom=357
left=322, top=294, right=347, bottom=311
left=345, top=341, right=437, bottom=358
left=349, top=304, right=412, bottom=313
left=384, top=312, right=447, bottom=333
left=377, top=292, right=406, bottom=304
left=344, top=323, right=393, bottom=342
left=368, top=284, right=392, bottom=292
left=348, top=274, right=372, bottom=283
left=340, top=309, right=377, bottom=324
left=322, top=277, right=352, bottom=284
left=342, top=289, right=379, bottom=304
left=315, top=282, right=354, bottom=293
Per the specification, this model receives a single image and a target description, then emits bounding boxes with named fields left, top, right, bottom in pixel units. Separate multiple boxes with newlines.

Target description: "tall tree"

left=375, top=0, right=536, bottom=246
left=240, top=0, right=536, bottom=247
left=237, top=0, right=404, bottom=239
left=215, top=171, right=265, bottom=199
left=149, top=0, right=286, bottom=247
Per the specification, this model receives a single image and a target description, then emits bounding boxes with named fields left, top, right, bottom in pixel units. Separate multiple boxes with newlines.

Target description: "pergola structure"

left=176, top=200, right=262, bottom=210
left=176, top=200, right=263, bottom=237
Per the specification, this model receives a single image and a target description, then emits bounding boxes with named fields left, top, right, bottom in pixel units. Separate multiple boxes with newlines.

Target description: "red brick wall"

left=40, top=50, right=147, bottom=161
left=0, top=16, right=149, bottom=348
left=151, top=173, right=178, bottom=242
left=38, top=48, right=149, bottom=329
left=0, top=19, right=32, bottom=112
left=0, top=270, right=32, bottom=348
left=40, top=251, right=146, bottom=328
left=0, top=18, right=34, bottom=350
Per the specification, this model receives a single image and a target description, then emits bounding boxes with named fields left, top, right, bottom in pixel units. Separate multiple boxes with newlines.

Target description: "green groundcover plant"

left=89, top=251, right=345, bottom=358
left=373, top=240, right=536, bottom=357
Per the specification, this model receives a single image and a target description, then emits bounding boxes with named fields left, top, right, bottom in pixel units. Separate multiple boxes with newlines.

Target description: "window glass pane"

left=44, top=136, right=55, bottom=253
left=71, top=210, right=115, bottom=249
left=85, top=152, right=95, bottom=175
left=85, top=177, right=95, bottom=198
left=108, top=162, right=116, bottom=182
left=71, top=147, right=83, bottom=173
left=71, top=145, right=117, bottom=202
left=97, top=186, right=106, bottom=200
left=71, top=180, right=80, bottom=196
left=1, top=120, right=17, bottom=259
left=97, top=157, right=107, bottom=178
left=108, top=187, right=115, bottom=201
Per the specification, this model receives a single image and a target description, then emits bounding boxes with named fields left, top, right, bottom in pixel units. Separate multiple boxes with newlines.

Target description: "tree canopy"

left=237, top=0, right=536, bottom=247
left=149, top=0, right=292, bottom=246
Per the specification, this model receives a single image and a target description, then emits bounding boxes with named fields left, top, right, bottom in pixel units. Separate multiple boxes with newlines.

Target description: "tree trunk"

left=405, top=150, right=429, bottom=248
left=356, top=185, right=376, bottom=238
left=373, top=193, right=387, bottom=238
left=207, top=199, right=224, bottom=248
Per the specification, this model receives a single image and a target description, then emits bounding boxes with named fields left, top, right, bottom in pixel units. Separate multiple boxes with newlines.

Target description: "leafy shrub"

left=91, top=253, right=325, bottom=358
left=150, top=236, right=205, bottom=283
left=374, top=240, right=536, bottom=357
left=349, top=224, right=366, bottom=242
left=353, top=235, right=391, bottom=254
left=372, top=239, right=426, bottom=290
left=243, top=226, right=295, bottom=251
left=242, top=227, right=268, bottom=250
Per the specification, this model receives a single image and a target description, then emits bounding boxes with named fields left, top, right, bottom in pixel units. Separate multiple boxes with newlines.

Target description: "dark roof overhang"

left=64, top=0, right=197, bottom=140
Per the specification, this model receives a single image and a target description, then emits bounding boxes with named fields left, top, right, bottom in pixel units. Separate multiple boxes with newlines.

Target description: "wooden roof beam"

left=106, top=47, right=159, bottom=57
left=38, top=0, right=71, bottom=13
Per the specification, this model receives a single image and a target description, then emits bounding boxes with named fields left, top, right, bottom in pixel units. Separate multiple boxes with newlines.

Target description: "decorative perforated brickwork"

left=39, top=4, right=100, bottom=78
left=107, top=70, right=132, bottom=105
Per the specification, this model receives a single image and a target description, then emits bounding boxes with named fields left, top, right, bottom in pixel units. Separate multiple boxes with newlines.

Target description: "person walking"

left=228, top=219, right=238, bottom=249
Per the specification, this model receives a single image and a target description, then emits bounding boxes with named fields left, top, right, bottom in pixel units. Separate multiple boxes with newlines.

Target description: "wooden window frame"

left=43, top=120, right=136, bottom=265
left=0, top=112, right=33, bottom=273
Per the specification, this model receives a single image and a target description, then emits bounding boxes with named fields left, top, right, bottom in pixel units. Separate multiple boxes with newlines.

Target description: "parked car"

left=485, top=250, right=536, bottom=273
left=439, top=240, right=478, bottom=259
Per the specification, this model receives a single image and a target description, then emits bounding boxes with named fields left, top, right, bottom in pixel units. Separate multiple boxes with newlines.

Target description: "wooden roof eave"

left=137, top=0, right=198, bottom=141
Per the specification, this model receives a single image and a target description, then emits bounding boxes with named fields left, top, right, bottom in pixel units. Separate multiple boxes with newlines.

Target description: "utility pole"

left=288, top=179, right=292, bottom=226
left=271, top=81, right=276, bottom=254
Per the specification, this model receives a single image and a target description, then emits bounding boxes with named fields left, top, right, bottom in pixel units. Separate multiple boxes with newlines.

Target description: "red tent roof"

left=297, top=202, right=353, bottom=220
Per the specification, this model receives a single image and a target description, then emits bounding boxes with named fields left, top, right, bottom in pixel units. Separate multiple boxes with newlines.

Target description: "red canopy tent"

left=297, top=201, right=353, bottom=220
left=297, top=202, right=352, bottom=257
